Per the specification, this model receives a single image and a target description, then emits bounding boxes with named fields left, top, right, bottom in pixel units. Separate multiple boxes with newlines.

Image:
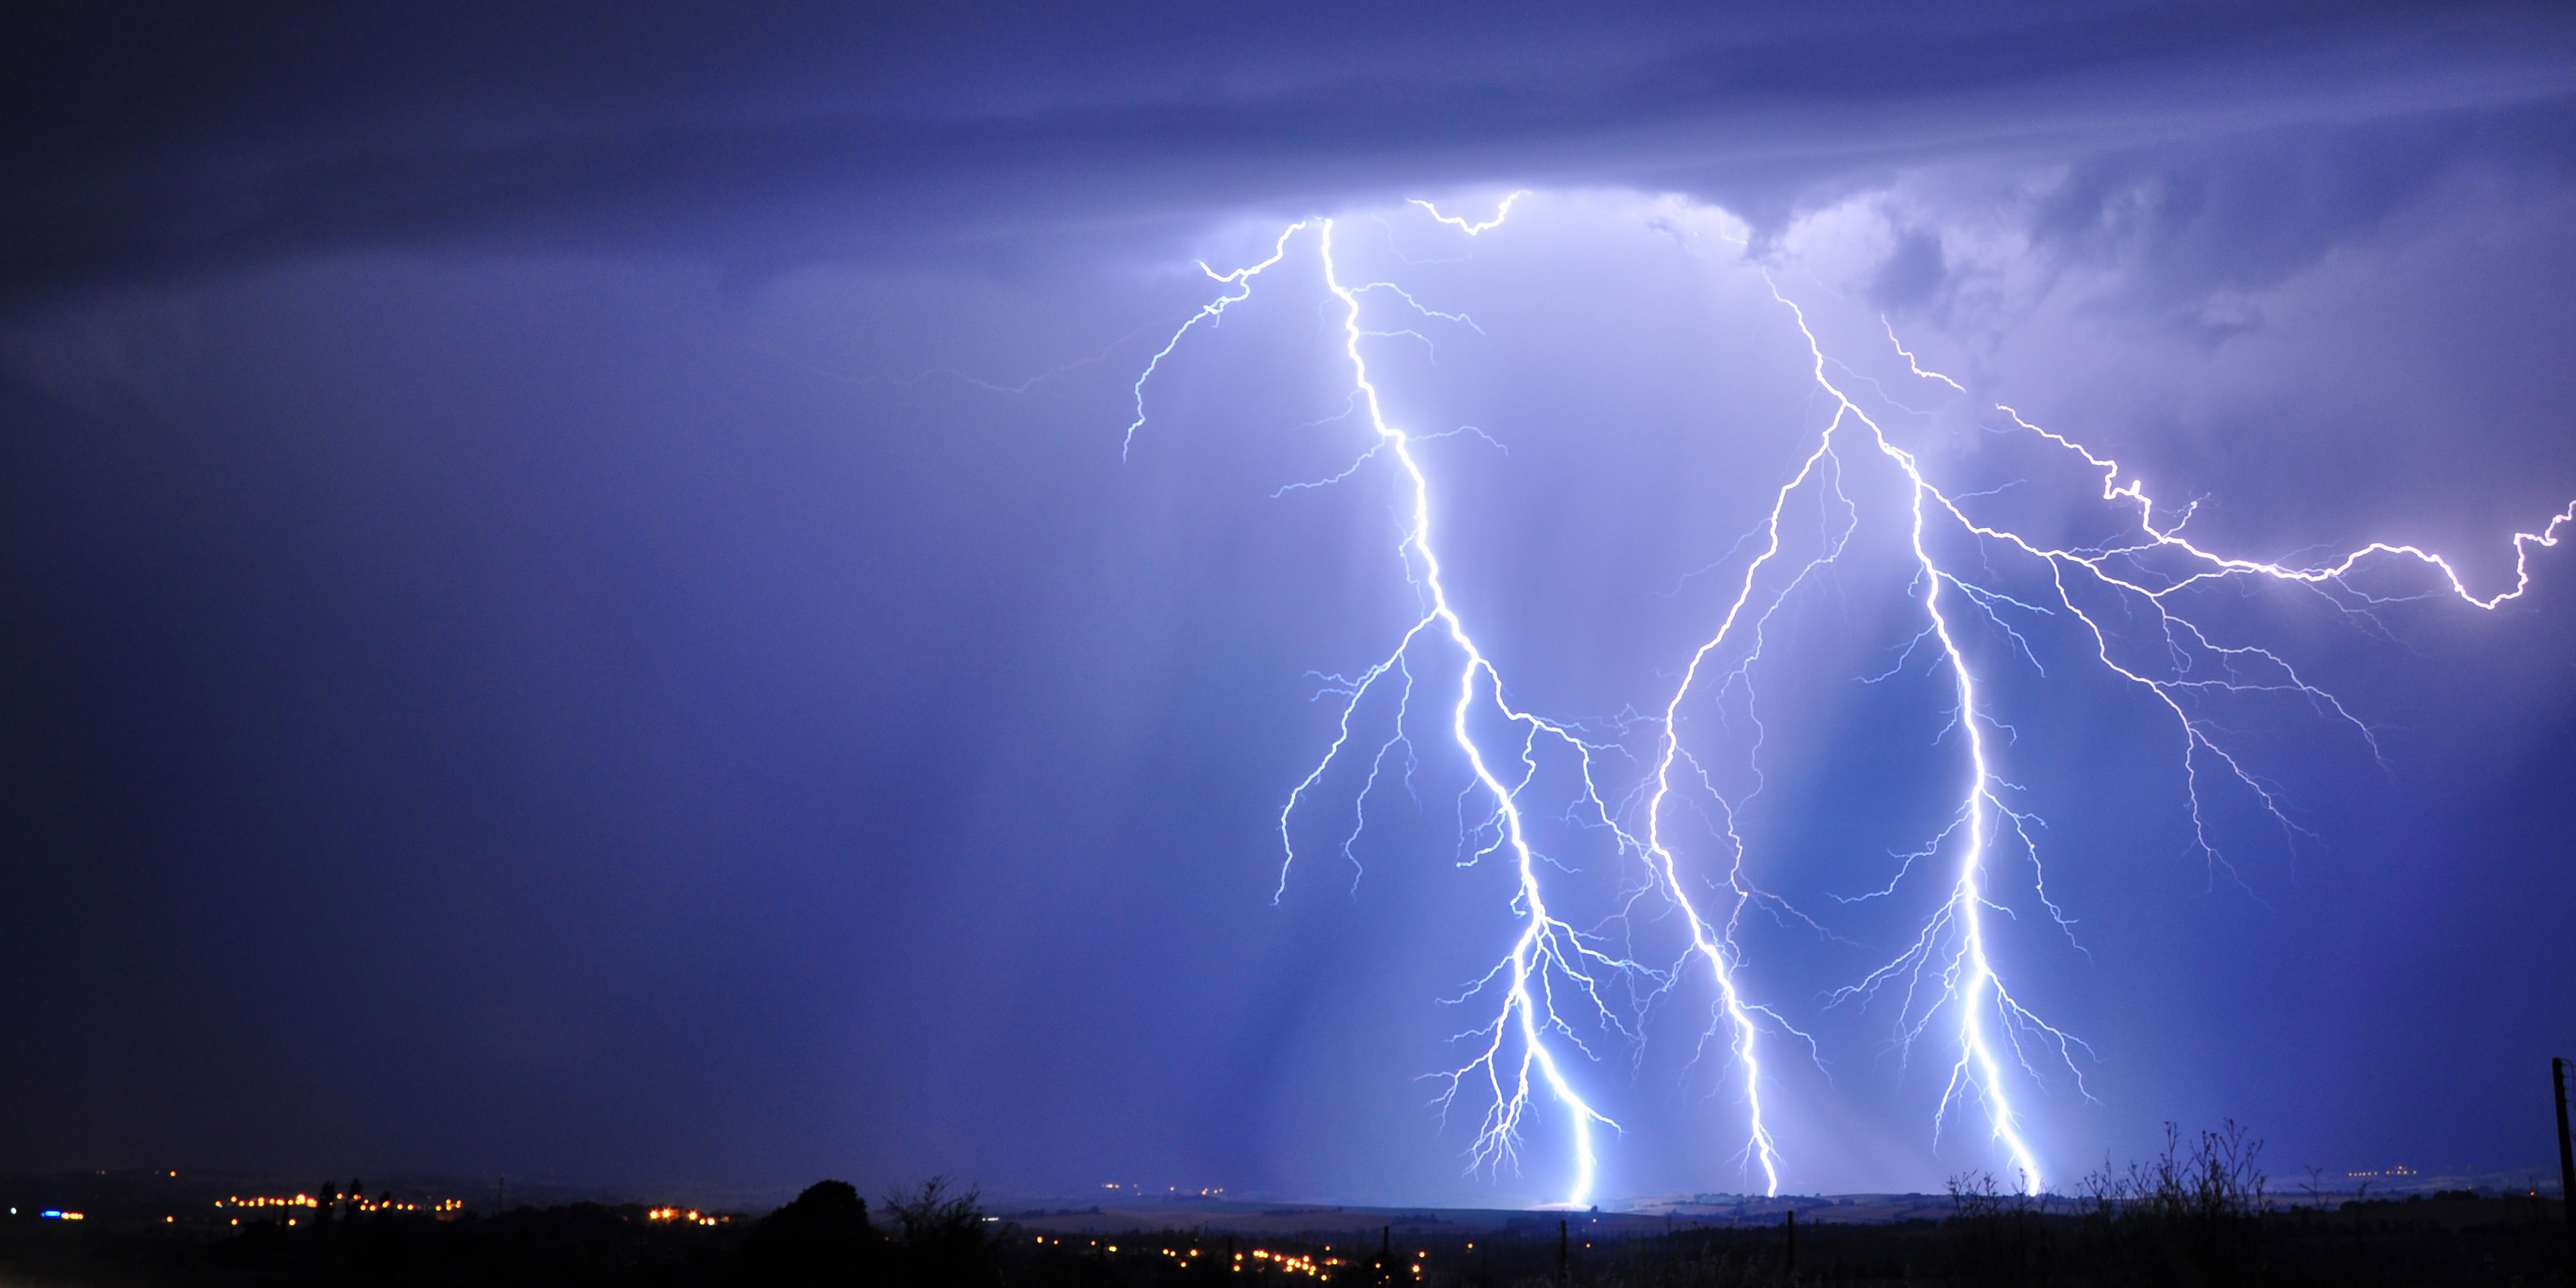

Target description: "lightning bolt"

left=1126, top=190, right=2573, bottom=1204
left=1123, top=223, right=1308, bottom=462
left=1690, top=276, right=2569, bottom=1195
left=1132, top=203, right=1642, bottom=1206
left=1410, top=193, right=1527, bottom=235
left=1669, top=282, right=2073, bottom=1195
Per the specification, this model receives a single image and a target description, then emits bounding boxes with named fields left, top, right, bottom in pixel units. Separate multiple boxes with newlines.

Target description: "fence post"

left=2555, top=1057, right=2576, bottom=1269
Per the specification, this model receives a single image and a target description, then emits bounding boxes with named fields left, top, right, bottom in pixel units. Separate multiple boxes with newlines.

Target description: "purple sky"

left=4, top=3, right=2575, bottom=1205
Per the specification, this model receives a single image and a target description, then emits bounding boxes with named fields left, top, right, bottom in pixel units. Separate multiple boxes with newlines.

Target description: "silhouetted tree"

left=883, top=1177, right=987, bottom=1287
left=743, top=1179, right=885, bottom=1285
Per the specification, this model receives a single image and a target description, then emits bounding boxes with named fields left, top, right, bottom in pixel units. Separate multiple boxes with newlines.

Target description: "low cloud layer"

left=6, top=4, right=2572, bottom=302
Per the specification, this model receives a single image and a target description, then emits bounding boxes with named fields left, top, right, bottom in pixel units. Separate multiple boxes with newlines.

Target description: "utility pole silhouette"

left=1557, top=1218, right=1568, bottom=1285
left=1784, top=1207, right=1796, bottom=1274
left=2555, top=1057, right=2575, bottom=1268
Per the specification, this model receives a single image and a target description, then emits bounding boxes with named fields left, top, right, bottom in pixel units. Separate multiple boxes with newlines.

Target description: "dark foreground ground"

left=0, top=1185, right=2565, bottom=1287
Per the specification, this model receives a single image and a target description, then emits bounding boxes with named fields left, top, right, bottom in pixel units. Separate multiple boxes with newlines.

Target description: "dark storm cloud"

left=5, top=2, right=2573, bottom=303
left=2029, top=95, right=2576, bottom=303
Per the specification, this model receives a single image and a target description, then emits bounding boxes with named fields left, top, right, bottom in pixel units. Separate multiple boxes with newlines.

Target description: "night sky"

left=5, top=3, right=2576, bottom=1208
